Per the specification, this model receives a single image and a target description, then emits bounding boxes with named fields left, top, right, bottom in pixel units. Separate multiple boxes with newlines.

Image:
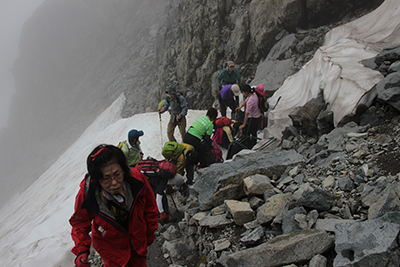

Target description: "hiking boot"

left=158, top=212, right=172, bottom=224
left=166, top=184, right=176, bottom=195
left=179, top=183, right=189, bottom=197
left=162, top=214, right=172, bottom=223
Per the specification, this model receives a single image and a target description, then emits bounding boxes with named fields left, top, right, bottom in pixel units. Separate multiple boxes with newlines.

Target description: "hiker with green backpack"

left=118, top=129, right=144, bottom=167
left=158, top=85, right=188, bottom=142
left=162, top=142, right=199, bottom=185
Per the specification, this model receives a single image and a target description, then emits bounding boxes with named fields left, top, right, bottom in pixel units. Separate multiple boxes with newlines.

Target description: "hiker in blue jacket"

left=158, top=85, right=188, bottom=142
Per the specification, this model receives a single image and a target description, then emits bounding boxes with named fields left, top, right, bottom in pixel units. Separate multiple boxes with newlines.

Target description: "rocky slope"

left=85, top=44, right=400, bottom=267
left=0, top=0, right=383, bottom=206
left=151, top=46, right=400, bottom=267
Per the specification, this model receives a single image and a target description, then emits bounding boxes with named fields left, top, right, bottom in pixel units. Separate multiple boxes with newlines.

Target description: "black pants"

left=183, top=132, right=208, bottom=168
left=218, top=94, right=238, bottom=118
left=243, top=116, right=261, bottom=149
left=149, top=181, right=170, bottom=214
left=185, top=163, right=195, bottom=184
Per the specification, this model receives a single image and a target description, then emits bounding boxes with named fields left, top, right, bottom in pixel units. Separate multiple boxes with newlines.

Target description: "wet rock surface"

left=88, top=12, right=400, bottom=267
left=139, top=46, right=400, bottom=267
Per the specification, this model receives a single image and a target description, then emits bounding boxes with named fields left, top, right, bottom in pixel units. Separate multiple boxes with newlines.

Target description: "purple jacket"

left=220, top=85, right=234, bottom=100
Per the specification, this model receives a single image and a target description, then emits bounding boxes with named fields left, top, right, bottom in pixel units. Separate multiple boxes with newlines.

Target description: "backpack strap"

left=84, top=174, right=91, bottom=194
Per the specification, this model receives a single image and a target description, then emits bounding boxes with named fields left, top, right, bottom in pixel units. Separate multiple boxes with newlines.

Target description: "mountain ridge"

left=0, top=0, right=383, bottom=205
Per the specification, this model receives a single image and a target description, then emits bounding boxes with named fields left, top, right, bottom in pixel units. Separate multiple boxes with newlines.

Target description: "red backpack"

left=215, top=116, right=233, bottom=128
left=254, top=90, right=269, bottom=113
left=204, top=140, right=223, bottom=166
left=136, top=157, right=177, bottom=179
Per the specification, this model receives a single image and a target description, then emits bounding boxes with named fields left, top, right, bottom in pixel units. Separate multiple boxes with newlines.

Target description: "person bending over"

left=183, top=108, right=218, bottom=168
left=219, top=84, right=240, bottom=118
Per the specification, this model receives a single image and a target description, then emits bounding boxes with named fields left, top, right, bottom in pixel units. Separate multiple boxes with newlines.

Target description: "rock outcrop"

left=142, top=43, right=400, bottom=267
left=0, top=0, right=383, bottom=208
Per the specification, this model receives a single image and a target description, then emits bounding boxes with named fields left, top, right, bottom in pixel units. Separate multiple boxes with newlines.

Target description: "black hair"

left=240, top=84, right=253, bottom=93
left=206, top=107, right=218, bottom=121
left=86, top=144, right=131, bottom=182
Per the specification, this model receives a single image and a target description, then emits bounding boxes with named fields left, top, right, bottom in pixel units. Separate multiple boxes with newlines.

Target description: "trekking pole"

left=159, top=113, right=163, bottom=149
left=168, top=194, right=179, bottom=212
left=272, top=96, right=281, bottom=110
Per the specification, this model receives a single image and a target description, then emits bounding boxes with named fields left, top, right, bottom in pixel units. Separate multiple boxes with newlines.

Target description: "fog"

left=0, top=0, right=168, bottom=208
left=0, top=0, right=45, bottom=129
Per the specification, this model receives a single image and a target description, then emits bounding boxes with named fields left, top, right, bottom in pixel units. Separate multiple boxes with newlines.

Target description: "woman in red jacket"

left=69, top=144, right=158, bottom=267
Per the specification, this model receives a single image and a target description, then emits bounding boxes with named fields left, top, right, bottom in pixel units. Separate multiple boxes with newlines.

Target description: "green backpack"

left=162, top=141, right=185, bottom=159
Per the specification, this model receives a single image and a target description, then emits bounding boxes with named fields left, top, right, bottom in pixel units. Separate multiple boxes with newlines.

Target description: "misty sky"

left=0, top=0, right=45, bottom=129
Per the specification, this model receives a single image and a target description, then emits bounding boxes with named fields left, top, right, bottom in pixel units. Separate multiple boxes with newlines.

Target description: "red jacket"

left=69, top=168, right=158, bottom=266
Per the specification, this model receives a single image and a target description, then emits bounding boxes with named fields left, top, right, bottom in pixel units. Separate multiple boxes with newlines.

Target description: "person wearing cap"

left=158, top=85, right=188, bottom=142
left=219, top=84, right=240, bottom=118
left=119, top=129, right=144, bottom=167
left=217, top=61, right=242, bottom=110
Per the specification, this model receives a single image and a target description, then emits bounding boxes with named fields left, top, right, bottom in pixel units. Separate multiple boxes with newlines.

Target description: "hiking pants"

left=218, top=94, right=238, bottom=118
left=183, top=133, right=207, bottom=168
left=243, top=116, right=261, bottom=149
left=167, top=115, right=187, bottom=142
left=185, top=163, right=195, bottom=185
left=103, top=254, right=146, bottom=267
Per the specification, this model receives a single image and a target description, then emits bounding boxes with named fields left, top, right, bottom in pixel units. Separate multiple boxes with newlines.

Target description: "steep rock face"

left=138, top=0, right=383, bottom=112
left=0, top=0, right=383, bottom=205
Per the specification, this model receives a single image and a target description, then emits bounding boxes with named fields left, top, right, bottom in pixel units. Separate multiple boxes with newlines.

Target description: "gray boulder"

left=289, top=99, right=322, bottom=137
left=368, top=185, right=400, bottom=219
left=281, top=206, right=307, bottom=234
left=295, top=184, right=336, bottom=211
left=334, top=214, right=400, bottom=267
left=375, top=43, right=400, bottom=66
left=226, top=229, right=334, bottom=267
left=193, top=150, right=304, bottom=210
left=376, top=72, right=400, bottom=111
